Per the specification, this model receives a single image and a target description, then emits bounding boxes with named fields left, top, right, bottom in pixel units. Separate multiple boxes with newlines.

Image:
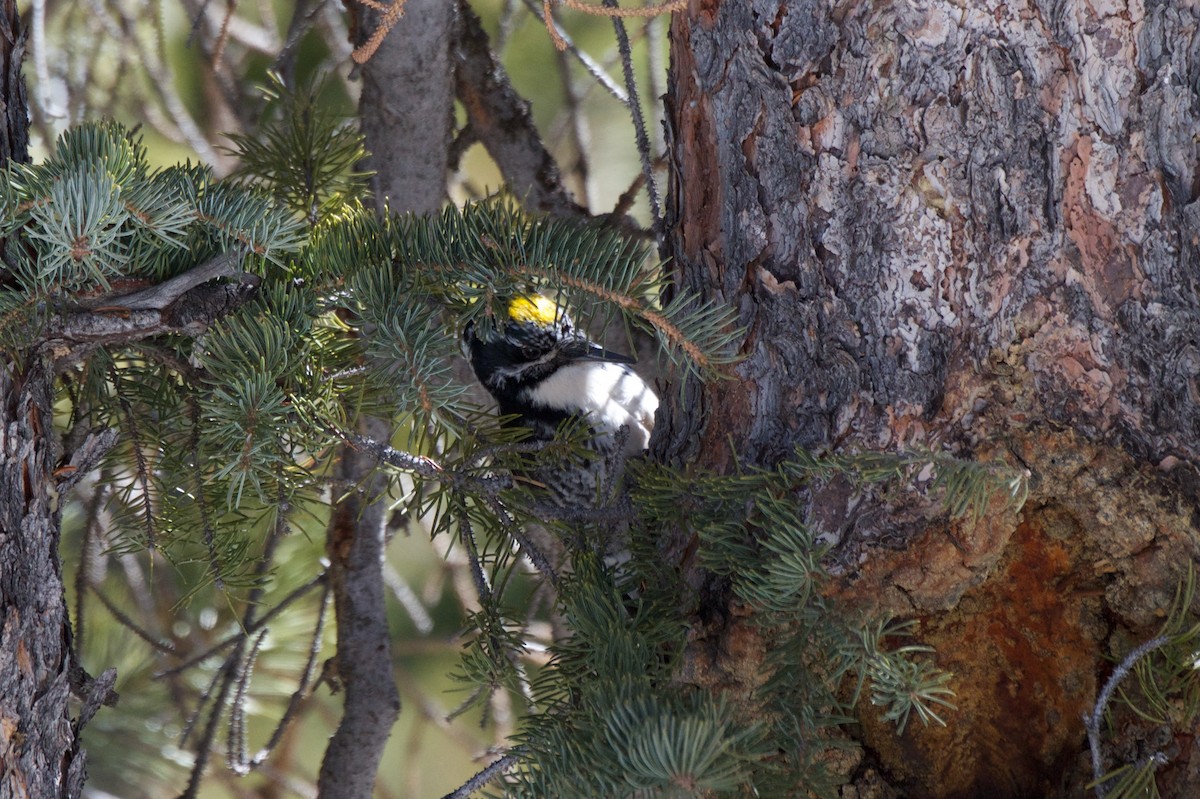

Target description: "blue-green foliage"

left=0, top=122, right=303, bottom=295
left=4, top=82, right=1030, bottom=799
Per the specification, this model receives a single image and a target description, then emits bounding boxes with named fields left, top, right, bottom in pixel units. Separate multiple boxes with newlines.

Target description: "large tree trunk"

left=0, top=4, right=85, bottom=796
left=665, top=1, right=1200, bottom=796
left=0, top=360, right=87, bottom=797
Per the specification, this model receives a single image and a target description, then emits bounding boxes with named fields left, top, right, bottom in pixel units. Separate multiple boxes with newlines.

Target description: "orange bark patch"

left=1063, top=136, right=1141, bottom=312
left=858, top=514, right=1100, bottom=798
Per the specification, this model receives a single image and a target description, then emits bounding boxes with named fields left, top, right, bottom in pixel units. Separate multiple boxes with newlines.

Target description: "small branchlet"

left=1085, top=568, right=1200, bottom=799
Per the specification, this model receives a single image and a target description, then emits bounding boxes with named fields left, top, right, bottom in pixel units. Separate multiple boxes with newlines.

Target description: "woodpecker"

left=465, top=294, right=659, bottom=510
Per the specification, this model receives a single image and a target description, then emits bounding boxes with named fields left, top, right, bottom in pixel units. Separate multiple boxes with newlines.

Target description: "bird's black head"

left=464, top=295, right=575, bottom=394
left=464, top=294, right=636, bottom=403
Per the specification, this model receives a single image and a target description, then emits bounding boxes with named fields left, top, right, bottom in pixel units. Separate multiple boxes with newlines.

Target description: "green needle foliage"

left=7, top=81, right=1036, bottom=797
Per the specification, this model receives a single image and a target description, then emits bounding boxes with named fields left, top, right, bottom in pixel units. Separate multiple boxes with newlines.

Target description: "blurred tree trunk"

left=663, top=1, right=1200, bottom=796
left=317, top=2, right=455, bottom=796
left=0, top=4, right=88, bottom=796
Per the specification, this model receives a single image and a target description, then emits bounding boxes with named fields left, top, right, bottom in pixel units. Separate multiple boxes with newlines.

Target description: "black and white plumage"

left=465, top=294, right=658, bottom=511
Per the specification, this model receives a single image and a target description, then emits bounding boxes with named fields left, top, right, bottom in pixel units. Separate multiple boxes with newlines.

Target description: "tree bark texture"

left=316, top=4, right=457, bottom=795
left=0, top=4, right=85, bottom=796
left=354, top=0, right=455, bottom=214
left=0, top=360, right=86, bottom=798
left=316, top=416, right=401, bottom=799
left=0, top=0, right=27, bottom=165
left=665, top=1, right=1200, bottom=796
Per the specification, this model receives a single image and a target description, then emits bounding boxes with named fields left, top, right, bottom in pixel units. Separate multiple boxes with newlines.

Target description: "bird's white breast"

left=523, top=361, right=659, bottom=452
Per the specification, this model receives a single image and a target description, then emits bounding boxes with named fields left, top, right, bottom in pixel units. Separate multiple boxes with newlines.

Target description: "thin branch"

left=179, top=472, right=307, bottom=797
left=453, top=1, right=589, bottom=220
left=521, top=0, right=627, bottom=103
left=187, top=383, right=224, bottom=589
left=178, top=654, right=240, bottom=799
left=111, top=367, right=158, bottom=551
left=455, top=496, right=493, bottom=605
left=226, top=628, right=269, bottom=774
left=329, top=422, right=513, bottom=496
left=244, top=579, right=332, bottom=770
left=273, top=0, right=328, bottom=88
left=516, top=265, right=710, bottom=367
left=483, top=495, right=559, bottom=586
left=73, top=479, right=109, bottom=650
left=1084, top=635, right=1171, bottom=799
left=155, top=574, right=327, bottom=678
left=439, top=750, right=525, bottom=799
left=604, top=0, right=662, bottom=237
left=560, top=0, right=684, bottom=17
left=382, top=561, right=434, bottom=634
left=90, top=584, right=176, bottom=654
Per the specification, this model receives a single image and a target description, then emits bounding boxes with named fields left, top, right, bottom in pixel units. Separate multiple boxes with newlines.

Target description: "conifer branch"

left=76, top=251, right=241, bottom=310
left=226, top=628, right=268, bottom=774
left=559, top=0, right=685, bottom=17
left=90, top=585, right=176, bottom=654
left=187, top=382, right=224, bottom=589
left=154, top=573, right=328, bottom=678
left=483, top=494, right=560, bottom=586
left=541, top=0, right=684, bottom=50
left=111, top=372, right=159, bottom=550
left=241, top=579, right=332, bottom=770
left=456, top=497, right=494, bottom=606
left=518, top=264, right=716, bottom=369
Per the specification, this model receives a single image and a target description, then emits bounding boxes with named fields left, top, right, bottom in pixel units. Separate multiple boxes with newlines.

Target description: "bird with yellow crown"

left=465, top=294, right=659, bottom=514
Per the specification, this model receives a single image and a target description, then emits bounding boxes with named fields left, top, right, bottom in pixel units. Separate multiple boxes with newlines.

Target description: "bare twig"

left=453, top=1, right=588, bottom=220
left=178, top=474, right=309, bottom=796
left=455, top=496, right=493, bottom=605
left=80, top=252, right=242, bottom=310
left=521, top=0, right=627, bottom=103
left=90, top=585, right=176, bottom=654
left=274, top=0, right=328, bottom=87
left=1084, top=635, right=1170, bottom=799
left=226, top=628, right=269, bottom=774
left=604, top=0, right=662, bottom=238
left=439, top=750, right=525, bottom=799
left=241, top=580, right=333, bottom=770
left=155, top=575, right=327, bottom=678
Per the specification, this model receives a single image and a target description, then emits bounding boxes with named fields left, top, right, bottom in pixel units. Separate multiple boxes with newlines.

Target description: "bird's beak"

left=560, top=336, right=637, bottom=364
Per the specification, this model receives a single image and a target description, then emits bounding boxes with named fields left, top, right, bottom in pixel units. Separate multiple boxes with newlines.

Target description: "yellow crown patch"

left=507, top=294, right=560, bottom=326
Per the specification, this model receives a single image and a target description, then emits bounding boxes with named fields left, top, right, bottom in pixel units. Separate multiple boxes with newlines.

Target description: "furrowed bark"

left=0, top=358, right=84, bottom=798
left=0, top=4, right=92, bottom=795
left=665, top=1, right=1200, bottom=796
